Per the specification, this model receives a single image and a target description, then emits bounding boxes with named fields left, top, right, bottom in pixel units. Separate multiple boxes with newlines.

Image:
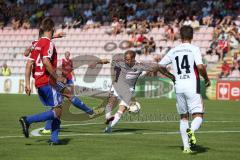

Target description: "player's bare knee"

left=62, top=92, right=73, bottom=100
left=118, top=105, right=127, bottom=113
left=53, top=106, right=62, bottom=118
left=180, top=114, right=189, bottom=120
left=192, top=113, right=203, bottom=118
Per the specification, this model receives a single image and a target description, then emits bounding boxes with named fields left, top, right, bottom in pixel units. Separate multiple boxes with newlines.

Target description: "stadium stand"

left=0, top=0, right=239, bottom=79
left=0, top=26, right=214, bottom=76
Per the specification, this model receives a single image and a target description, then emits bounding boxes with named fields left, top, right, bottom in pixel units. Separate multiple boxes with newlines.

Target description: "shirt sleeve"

left=111, top=60, right=121, bottom=68
left=159, top=51, right=172, bottom=67
left=138, top=62, right=157, bottom=71
left=194, top=47, right=203, bottom=65
left=28, top=51, right=34, bottom=61
left=41, top=39, right=53, bottom=59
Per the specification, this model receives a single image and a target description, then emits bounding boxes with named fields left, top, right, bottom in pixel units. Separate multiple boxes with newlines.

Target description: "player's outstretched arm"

left=158, top=65, right=176, bottom=84
left=197, top=64, right=210, bottom=87
left=43, top=58, right=66, bottom=83
left=89, top=59, right=110, bottom=69
left=52, top=32, right=66, bottom=39
left=25, top=59, right=33, bottom=96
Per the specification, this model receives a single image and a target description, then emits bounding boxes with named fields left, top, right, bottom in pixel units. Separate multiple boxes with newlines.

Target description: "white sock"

left=105, top=104, right=112, bottom=119
left=191, top=117, right=203, bottom=132
left=110, top=111, right=123, bottom=128
left=180, top=119, right=190, bottom=150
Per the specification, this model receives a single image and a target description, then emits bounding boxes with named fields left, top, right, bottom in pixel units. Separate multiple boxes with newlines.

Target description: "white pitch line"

left=2, top=130, right=240, bottom=139
left=56, top=130, right=240, bottom=137
left=0, top=135, right=23, bottom=139
left=60, top=120, right=240, bottom=128
left=30, top=120, right=240, bottom=137
left=1, top=120, right=239, bottom=139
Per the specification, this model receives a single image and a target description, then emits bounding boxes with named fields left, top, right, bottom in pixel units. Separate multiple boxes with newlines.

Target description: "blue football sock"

left=71, top=96, right=93, bottom=114
left=26, top=110, right=55, bottom=124
left=51, top=118, right=61, bottom=143
left=44, top=120, right=52, bottom=130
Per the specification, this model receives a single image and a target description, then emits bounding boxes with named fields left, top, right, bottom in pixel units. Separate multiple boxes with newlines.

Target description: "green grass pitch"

left=0, top=94, right=240, bottom=160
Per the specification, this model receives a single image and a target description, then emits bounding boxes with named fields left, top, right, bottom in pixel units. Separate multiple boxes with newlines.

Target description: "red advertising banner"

left=216, top=81, right=240, bottom=100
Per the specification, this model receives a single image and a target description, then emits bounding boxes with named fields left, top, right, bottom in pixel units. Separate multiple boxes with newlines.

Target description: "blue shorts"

left=67, top=79, right=74, bottom=85
left=38, top=84, right=63, bottom=107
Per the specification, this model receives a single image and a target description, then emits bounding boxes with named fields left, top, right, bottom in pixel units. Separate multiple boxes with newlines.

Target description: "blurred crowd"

left=0, top=0, right=239, bottom=30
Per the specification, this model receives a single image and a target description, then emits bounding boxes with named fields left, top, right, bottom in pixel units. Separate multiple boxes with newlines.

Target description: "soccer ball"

left=128, top=101, right=141, bottom=114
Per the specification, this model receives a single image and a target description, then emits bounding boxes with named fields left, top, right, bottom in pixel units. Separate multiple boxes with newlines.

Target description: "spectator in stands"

left=1, top=63, right=11, bottom=76
left=105, top=18, right=122, bottom=35
left=228, top=62, right=240, bottom=78
left=125, top=0, right=137, bottom=11
left=228, top=22, right=238, bottom=36
left=72, top=16, right=83, bottom=28
left=183, top=16, right=192, bottom=26
left=83, top=17, right=100, bottom=30
left=11, top=17, right=21, bottom=30
left=216, top=35, right=229, bottom=60
left=17, top=0, right=24, bottom=5
left=129, top=32, right=138, bottom=47
left=232, top=52, right=239, bottom=64
left=126, top=20, right=137, bottom=34
left=234, top=15, right=240, bottom=26
left=219, top=60, right=230, bottom=78
left=62, top=12, right=73, bottom=29
left=137, top=20, right=150, bottom=34
left=148, top=37, right=156, bottom=53
left=202, top=14, right=213, bottom=26
left=137, top=46, right=154, bottom=64
left=83, top=7, right=93, bottom=19
left=165, top=25, right=175, bottom=41
left=191, top=16, right=200, bottom=30
left=220, top=16, right=232, bottom=28
left=213, top=26, right=222, bottom=40
left=0, top=14, right=4, bottom=29
left=38, top=0, right=52, bottom=6
left=204, top=50, right=219, bottom=64
left=222, top=24, right=232, bottom=34
left=228, top=32, right=239, bottom=50
left=29, top=9, right=44, bottom=27
left=151, top=14, right=165, bottom=29
left=22, top=17, right=31, bottom=29
left=136, top=33, right=147, bottom=46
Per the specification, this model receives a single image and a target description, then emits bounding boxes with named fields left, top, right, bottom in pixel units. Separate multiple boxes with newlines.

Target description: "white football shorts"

left=176, top=92, right=204, bottom=115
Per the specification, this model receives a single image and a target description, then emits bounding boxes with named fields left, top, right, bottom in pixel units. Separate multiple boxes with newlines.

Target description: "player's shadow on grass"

left=33, top=138, right=72, bottom=145
left=168, top=145, right=210, bottom=154
left=58, top=138, right=71, bottom=145
left=59, top=128, right=74, bottom=133
left=192, top=145, right=210, bottom=154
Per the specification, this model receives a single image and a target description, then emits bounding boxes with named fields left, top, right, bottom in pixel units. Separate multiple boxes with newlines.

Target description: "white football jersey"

left=159, top=43, right=203, bottom=93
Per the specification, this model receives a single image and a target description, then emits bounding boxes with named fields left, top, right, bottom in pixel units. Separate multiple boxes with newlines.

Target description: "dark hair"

left=38, top=27, right=44, bottom=38
left=124, top=50, right=136, bottom=58
left=40, top=18, right=55, bottom=32
left=180, top=26, right=193, bottom=41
